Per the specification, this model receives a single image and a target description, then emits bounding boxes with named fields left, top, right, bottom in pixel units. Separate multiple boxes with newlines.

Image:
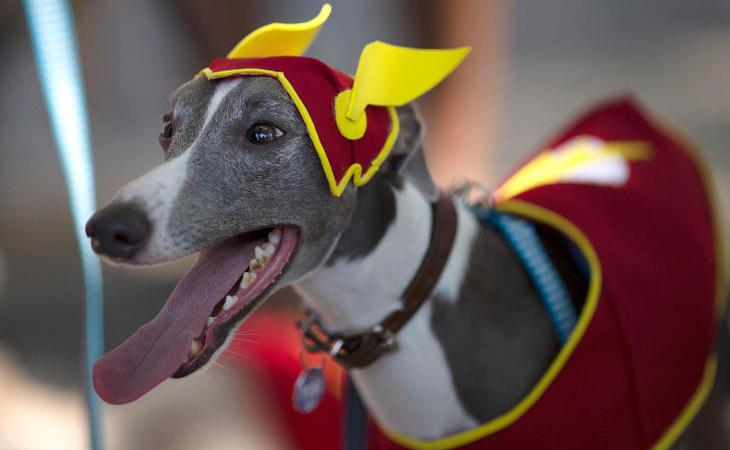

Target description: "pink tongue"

left=93, top=235, right=259, bottom=405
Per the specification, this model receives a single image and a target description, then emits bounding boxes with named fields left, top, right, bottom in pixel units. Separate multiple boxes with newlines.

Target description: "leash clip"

left=450, top=180, right=492, bottom=208
left=298, top=311, right=331, bottom=354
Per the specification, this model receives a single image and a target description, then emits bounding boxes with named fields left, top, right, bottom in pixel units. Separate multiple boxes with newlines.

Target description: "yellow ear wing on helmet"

left=226, top=3, right=331, bottom=59
left=335, top=41, right=470, bottom=139
left=346, top=41, right=470, bottom=120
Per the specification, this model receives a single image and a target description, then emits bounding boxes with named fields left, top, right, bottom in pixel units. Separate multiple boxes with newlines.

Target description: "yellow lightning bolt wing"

left=494, top=136, right=653, bottom=202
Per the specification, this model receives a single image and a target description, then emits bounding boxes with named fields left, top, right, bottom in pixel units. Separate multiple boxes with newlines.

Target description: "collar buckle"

left=297, top=312, right=400, bottom=369
left=372, top=325, right=398, bottom=353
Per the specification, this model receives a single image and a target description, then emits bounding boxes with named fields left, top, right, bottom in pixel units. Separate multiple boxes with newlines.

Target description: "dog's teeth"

left=268, top=229, right=281, bottom=245
left=249, top=258, right=264, bottom=272
left=240, top=271, right=257, bottom=289
left=261, top=242, right=276, bottom=257
left=254, top=243, right=275, bottom=263
left=255, top=245, right=265, bottom=260
left=188, top=339, right=202, bottom=357
left=223, top=295, right=238, bottom=311
left=207, top=317, right=215, bottom=327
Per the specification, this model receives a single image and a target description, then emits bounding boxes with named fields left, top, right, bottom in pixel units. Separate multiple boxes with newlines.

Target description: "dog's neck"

left=296, top=176, right=558, bottom=440
left=297, top=179, right=477, bottom=438
left=300, top=180, right=432, bottom=331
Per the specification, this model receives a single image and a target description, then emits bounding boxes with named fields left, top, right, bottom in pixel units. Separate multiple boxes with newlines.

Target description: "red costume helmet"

left=199, top=4, right=469, bottom=197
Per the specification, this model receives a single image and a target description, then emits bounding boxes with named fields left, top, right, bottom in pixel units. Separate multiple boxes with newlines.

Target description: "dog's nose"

left=85, top=203, right=151, bottom=259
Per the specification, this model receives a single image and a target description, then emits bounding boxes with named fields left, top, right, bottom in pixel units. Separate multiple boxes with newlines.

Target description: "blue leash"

left=344, top=379, right=368, bottom=450
left=473, top=204, right=578, bottom=344
left=23, top=1, right=105, bottom=449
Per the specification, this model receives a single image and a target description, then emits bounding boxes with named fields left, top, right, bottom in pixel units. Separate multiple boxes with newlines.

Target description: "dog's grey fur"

left=430, top=231, right=559, bottom=421
left=92, top=75, right=730, bottom=448
left=167, top=77, right=353, bottom=279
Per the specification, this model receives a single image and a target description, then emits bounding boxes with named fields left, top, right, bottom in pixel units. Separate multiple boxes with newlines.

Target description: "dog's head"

left=85, top=4, right=468, bottom=405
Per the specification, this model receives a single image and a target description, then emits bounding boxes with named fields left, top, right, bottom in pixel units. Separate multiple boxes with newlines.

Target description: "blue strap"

left=344, top=380, right=368, bottom=450
left=474, top=205, right=577, bottom=344
left=23, top=1, right=105, bottom=449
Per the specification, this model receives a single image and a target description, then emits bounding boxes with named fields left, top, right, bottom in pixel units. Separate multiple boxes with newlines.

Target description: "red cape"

left=231, top=98, right=723, bottom=450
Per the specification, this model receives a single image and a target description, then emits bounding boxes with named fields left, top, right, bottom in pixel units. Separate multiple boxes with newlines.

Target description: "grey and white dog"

left=85, top=75, right=730, bottom=448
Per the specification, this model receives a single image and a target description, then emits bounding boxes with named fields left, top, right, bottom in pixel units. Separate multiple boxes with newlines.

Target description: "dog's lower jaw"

left=297, top=181, right=480, bottom=440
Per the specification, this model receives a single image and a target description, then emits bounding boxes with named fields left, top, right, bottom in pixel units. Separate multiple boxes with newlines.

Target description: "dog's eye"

left=161, top=121, right=173, bottom=139
left=247, top=123, right=284, bottom=145
left=159, top=114, right=174, bottom=153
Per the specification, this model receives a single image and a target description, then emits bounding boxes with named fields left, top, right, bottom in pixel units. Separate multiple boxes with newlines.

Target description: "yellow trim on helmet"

left=381, top=198, right=719, bottom=450
left=199, top=67, right=399, bottom=197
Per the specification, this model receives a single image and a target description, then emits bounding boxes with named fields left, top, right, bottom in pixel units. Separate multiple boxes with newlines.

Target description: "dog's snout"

left=85, top=203, right=151, bottom=259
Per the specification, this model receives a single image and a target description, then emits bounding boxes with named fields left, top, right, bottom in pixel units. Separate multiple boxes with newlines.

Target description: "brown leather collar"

left=297, top=193, right=458, bottom=369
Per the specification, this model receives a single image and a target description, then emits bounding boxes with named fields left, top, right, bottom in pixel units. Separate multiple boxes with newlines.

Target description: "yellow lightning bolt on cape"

left=494, top=136, right=653, bottom=202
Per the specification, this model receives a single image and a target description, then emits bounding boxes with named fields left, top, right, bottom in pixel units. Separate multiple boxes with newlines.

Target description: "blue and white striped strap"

left=23, top=1, right=105, bottom=449
left=476, top=206, right=577, bottom=344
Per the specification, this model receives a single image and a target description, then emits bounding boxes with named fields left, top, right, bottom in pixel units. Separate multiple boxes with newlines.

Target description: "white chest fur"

left=297, top=184, right=480, bottom=440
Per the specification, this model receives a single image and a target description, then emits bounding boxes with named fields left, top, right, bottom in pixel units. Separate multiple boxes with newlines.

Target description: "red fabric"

left=231, top=98, right=719, bottom=449
left=228, top=310, right=344, bottom=450
left=515, top=98, right=717, bottom=448
left=208, top=57, right=393, bottom=189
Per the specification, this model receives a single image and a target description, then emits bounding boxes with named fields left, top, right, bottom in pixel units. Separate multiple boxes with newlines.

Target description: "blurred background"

left=1, top=0, right=729, bottom=448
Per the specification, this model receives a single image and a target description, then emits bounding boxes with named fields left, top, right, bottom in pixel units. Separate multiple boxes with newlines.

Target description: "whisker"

left=223, top=350, right=253, bottom=359
left=237, top=327, right=261, bottom=334
left=234, top=331, right=262, bottom=338
left=230, top=337, right=262, bottom=345
left=231, top=333, right=261, bottom=339
left=233, top=338, right=261, bottom=343
left=218, top=356, right=240, bottom=365
left=213, top=361, right=232, bottom=371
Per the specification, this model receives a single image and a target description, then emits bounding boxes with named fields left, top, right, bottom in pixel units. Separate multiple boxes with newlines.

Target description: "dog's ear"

left=383, top=104, right=438, bottom=201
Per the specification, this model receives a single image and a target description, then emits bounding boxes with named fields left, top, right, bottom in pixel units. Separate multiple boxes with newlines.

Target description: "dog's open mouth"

left=92, top=226, right=299, bottom=405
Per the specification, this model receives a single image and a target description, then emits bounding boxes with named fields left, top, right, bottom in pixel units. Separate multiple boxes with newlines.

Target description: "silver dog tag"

left=293, top=367, right=325, bottom=413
